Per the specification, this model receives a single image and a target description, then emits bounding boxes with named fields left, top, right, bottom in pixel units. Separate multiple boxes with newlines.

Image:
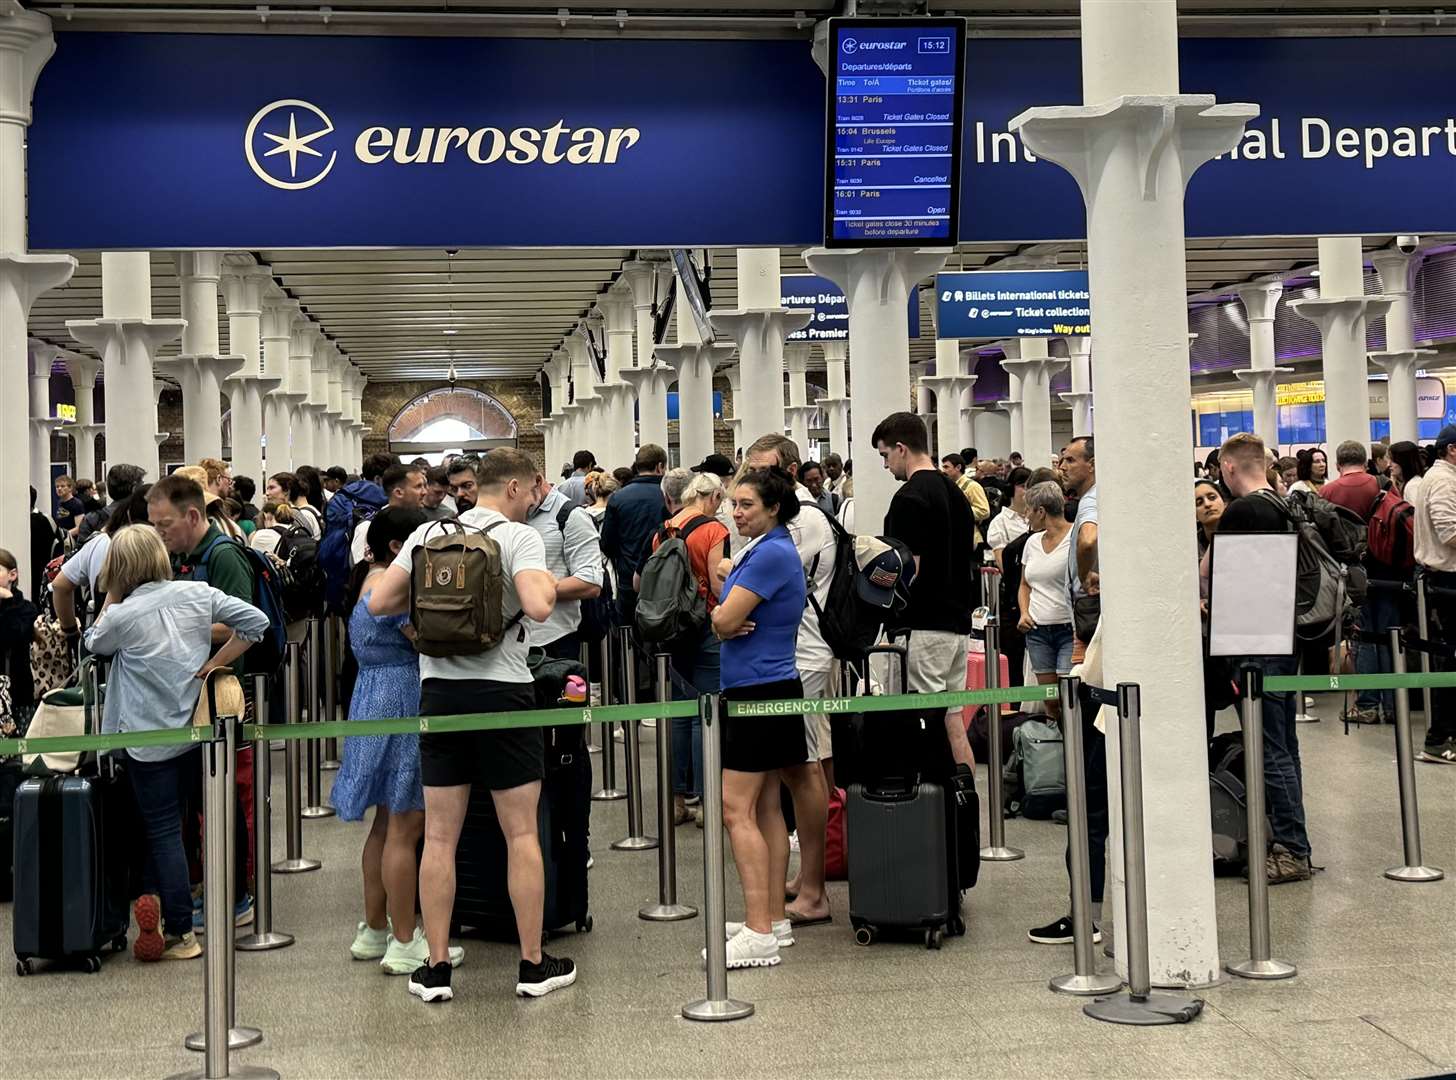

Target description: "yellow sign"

left=56, top=404, right=77, bottom=421
left=1276, top=381, right=1324, bottom=407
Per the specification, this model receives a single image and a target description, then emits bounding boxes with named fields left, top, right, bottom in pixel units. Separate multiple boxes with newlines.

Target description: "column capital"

left=706, top=309, right=813, bottom=351
left=1289, top=296, right=1394, bottom=342
left=220, top=260, right=273, bottom=317
left=172, top=251, right=223, bottom=285
left=598, top=284, right=635, bottom=333
left=2, top=254, right=77, bottom=313
left=1369, top=249, right=1423, bottom=298
left=68, top=317, right=184, bottom=356
left=784, top=342, right=812, bottom=374
left=1235, top=280, right=1283, bottom=324
left=653, top=341, right=737, bottom=376
left=619, top=258, right=665, bottom=311
left=1369, top=348, right=1435, bottom=373
left=820, top=340, right=848, bottom=364
left=260, top=285, right=294, bottom=341
left=803, top=247, right=950, bottom=301
left=0, top=9, right=56, bottom=127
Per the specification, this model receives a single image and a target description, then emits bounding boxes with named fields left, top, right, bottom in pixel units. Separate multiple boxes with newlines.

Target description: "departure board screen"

left=824, top=18, right=966, bottom=248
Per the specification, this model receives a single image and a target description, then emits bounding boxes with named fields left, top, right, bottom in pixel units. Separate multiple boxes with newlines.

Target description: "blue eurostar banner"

left=936, top=270, right=1090, bottom=340
left=780, top=274, right=920, bottom=341
left=23, top=32, right=1456, bottom=250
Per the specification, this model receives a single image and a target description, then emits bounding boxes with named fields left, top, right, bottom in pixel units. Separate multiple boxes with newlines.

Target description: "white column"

left=709, top=249, right=811, bottom=449
left=61, top=348, right=103, bottom=480
left=620, top=259, right=672, bottom=452
left=153, top=378, right=173, bottom=452
left=1, top=11, right=77, bottom=591
left=1368, top=249, right=1433, bottom=444
left=301, top=333, right=333, bottom=467
left=68, top=253, right=183, bottom=485
left=1291, top=239, right=1391, bottom=451
left=721, top=364, right=744, bottom=457
left=1002, top=338, right=1068, bottom=472
left=158, top=252, right=243, bottom=464
left=958, top=347, right=982, bottom=452
left=656, top=277, right=736, bottom=467
left=922, top=338, right=976, bottom=464
left=1231, top=284, right=1291, bottom=450
left=566, top=328, right=603, bottom=465
left=1012, top=0, right=1257, bottom=987
left=804, top=248, right=950, bottom=532
left=596, top=287, right=639, bottom=468
left=324, top=347, right=346, bottom=467
left=998, top=350, right=1025, bottom=455
left=815, top=340, right=851, bottom=461
left=785, top=344, right=816, bottom=451
left=286, top=318, right=318, bottom=469
left=28, top=341, right=68, bottom=502
left=260, top=286, right=295, bottom=473
left=350, top=369, right=368, bottom=468
left=972, top=407, right=1011, bottom=459
left=220, top=262, right=276, bottom=488
left=1059, top=336, right=1095, bottom=439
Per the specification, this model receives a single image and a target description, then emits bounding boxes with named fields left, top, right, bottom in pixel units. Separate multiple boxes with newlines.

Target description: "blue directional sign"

left=825, top=18, right=966, bottom=247
left=935, top=270, right=1090, bottom=340
left=781, top=274, right=920, bottom=342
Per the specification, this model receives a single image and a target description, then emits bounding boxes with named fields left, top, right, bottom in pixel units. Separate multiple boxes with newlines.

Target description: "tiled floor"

left=1, top=697, right=1451, bottom=1079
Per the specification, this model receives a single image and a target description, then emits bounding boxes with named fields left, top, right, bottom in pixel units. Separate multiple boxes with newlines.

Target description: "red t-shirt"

left=651, top=509, right=731, bottom=611
left=1320, top=470, right=1380, bottom=521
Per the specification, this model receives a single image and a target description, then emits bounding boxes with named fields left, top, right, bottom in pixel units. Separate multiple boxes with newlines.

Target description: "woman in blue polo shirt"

left=708, top=466, right=806, bottom=971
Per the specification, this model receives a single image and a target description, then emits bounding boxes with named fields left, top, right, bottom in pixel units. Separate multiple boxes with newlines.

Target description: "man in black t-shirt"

left=1217, top=432, right=1311, bottom=884
left=874, top=411, right=978, bottom=770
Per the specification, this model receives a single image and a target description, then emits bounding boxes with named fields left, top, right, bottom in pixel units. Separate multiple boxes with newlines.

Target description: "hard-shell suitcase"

left=13, top=773, right=129, bottom=974
left=830, top=644, right=910, bottom=790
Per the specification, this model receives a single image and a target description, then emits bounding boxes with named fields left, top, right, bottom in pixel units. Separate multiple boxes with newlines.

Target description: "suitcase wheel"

left=111, top=936, right=127, bottom=953
left=925, top=929, right=944, bottom=951
left=576, top=914, right=593, bottom=933
left=853, top=925, right=875, bottom=947
left=950, top=916, right=966, bottom=938
left=85, top=955, right=102, bottom=974
left=15, top=959, right=32, bottom=977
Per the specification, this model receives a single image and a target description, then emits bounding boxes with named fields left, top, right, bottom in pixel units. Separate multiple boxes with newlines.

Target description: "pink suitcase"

left=962, top=650, right=1012, bottom=728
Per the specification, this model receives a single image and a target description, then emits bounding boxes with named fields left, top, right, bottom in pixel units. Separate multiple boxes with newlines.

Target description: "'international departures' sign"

left=780, top=274, right=920, bottom=341
left=935, top=270, right=1089, bottom=339
left=23, top=33, right=1456, bottom=250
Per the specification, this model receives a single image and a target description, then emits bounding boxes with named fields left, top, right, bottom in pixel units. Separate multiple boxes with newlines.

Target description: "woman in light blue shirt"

left=84, top=525, right=269, bottom=963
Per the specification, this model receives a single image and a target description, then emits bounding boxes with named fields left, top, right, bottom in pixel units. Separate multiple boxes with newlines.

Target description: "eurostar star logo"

left=244, top=99, right=338, bottom=190
left=842, top=37, right=858, bottom=54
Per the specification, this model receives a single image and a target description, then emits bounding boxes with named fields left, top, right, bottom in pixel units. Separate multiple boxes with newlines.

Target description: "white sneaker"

left=788, top=830, right=800, bottom=853
left=701, top=926, right=781, bottom=969
left=725, top=919, right=794, bottom=947
left=381, top=928, right=464, bottom=975
left=350, top=921, right=390, bottom=960
left=587, top=852, right=595, bottom=870
left=1295, top=713, right=1319, bottom=724
left=1303, top=696, right=1315, bottom=709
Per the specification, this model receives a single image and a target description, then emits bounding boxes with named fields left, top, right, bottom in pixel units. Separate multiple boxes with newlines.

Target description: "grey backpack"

left=1002, top=717, right=1067, bottom=819
left=634, top=517, right=714, bottom=645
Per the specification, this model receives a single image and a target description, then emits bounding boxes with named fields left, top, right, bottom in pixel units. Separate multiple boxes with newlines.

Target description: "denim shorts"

left=1025, top=623, right=1075, bottom=675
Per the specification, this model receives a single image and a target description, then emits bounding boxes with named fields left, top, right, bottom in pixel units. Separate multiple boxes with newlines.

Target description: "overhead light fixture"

left=1310, top=269, right=1321, bottom=277
left=443, top=329, right=459, bottom=335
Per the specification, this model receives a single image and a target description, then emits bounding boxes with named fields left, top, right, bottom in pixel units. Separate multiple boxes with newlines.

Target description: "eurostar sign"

left=245, top=99, right=642, bottom=191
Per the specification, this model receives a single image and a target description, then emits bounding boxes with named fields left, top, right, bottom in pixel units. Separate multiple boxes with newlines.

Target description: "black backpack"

left=193, top=534, right=288, bottom=676
left=1253, top=490, right=1362, bottom=641
left=554, top=503, right=614, bottom=644
left=803, top=504, right=910, bottom=665
left=272, top=523, right=326, bottom=621
left=634, top=516, right=715, bottom=646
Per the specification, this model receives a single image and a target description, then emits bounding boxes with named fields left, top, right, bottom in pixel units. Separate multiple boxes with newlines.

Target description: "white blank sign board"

left=1209, top=532, right=1298, bottom=657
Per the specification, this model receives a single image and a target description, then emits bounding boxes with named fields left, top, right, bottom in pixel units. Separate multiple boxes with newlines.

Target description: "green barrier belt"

left=0, top=725, right=216, bottom=759
left=1265, top=672, right=1456, bottom=692
left=723, top=684, right=1057, bottom=717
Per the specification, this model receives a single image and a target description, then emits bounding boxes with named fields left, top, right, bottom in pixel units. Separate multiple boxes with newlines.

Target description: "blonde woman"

left=83, top=525, right=269, bottom=963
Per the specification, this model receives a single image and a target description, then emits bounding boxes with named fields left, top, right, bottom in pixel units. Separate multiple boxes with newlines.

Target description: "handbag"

left=192, top=671, right=245, bottom=726
left=29, top=613, right=76, bottom=698
left=1072, top=593, right=1101, bottom=644
left=23, top=683, right=87, bottom=774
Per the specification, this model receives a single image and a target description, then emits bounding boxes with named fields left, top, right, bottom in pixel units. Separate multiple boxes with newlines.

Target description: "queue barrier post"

left=1415, top=571, right=1435, bottom=725
left=300, top=618, right=334, bottom=820
left=1384, top=629, right=1444, bottom=884
left=980, top=561, right=1002, bottom=622
left=320, top=615, right=341, bottom=771
left=592, top=632, right=625, bottom=801
left=1226, top=665, right=1297, bottom=981
left=613, top=628, right=658, bottom=852
left=979, top=618, right=1024, bottom=862
left=1050, top=675, right=1123, bottom=996
left=237, top=674, right=295, bottom=952
left=582, top=642, right=600, bottom=755
left=682, top=692, right=753, bottom=1023
left=272, top=640, right=320, bottom=874
left=641, top=653, right=698, bottom=922
left=1085, top=683, right=1205, bottom=1026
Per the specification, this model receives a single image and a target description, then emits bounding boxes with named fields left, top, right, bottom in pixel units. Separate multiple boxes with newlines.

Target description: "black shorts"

left=418, top=679, right=543, bottom=791
left=721, top=678, right=806, bottom=774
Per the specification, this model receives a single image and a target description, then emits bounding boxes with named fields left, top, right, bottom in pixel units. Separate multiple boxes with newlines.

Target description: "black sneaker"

left=516, top=953, right=577, bottom=998
left=408, top=960, right=454, bottom=1003
left=1027, top=915, right=1103, bottom=946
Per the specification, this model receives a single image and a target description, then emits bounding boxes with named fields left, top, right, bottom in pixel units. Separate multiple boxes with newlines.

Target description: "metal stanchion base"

left=271, top=857, right=321, bottom=874
left=592, top=788, right=626, bottom=802
left=184, top=1025, right=262, bottom=1051
left=1050, top=971, right=1123, bottom=996
left=1084, top=992, right=1205, bottom=1026
left=639, top=902, right=698, bottom=922
left=236, top=930, right=296, bottom=951
left=979, top=845, right=1025, bottom=862
left=611, top=835, right=659, bottom=851
left=682, top=998, right=754, bottom=1022
left=167, top=1065, right=279, bottom=1080
left=320, top=759, right=341, bottom=771
left=300, top=805, right=336, bottom=819
left=1385, top=864, right=1444, bottom=883
left=1226, top=957, right=1297, bottom=981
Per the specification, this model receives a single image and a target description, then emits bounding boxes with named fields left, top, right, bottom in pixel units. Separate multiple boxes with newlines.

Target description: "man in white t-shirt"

left=744, top=433, right=834, bottom=927
left=367, top=450, right=576, bottom=1004
left=350, top=463, right=426, bottom=564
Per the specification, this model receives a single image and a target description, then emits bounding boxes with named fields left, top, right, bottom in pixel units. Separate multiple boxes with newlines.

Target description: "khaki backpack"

left=409, top=519, right=522, bottom=657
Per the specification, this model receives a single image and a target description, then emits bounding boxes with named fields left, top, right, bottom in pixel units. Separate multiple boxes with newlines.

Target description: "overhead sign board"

left=935, top=270, right=1089, bottom=339
left=824, top=18, right=965, bottom=247
left=781, top=274, right=920, bottom=341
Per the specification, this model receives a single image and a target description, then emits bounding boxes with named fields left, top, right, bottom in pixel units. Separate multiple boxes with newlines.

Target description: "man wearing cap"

left=692, top=453, right=739, bottom=547
left=1411, top=424, right=1456, bottom=763
left=871, top=412, right=978, bottom=774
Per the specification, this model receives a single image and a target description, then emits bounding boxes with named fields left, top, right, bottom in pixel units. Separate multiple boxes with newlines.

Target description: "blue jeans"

left=1251, top=653, right=1310, bottom=859
left=1024, top=622, right=1075, bottom=674
left=128, top=747, right=202, bottom=934
left=1357, top=586, right=1403, bottom=715
left=667, top=630, right=720, bottom=797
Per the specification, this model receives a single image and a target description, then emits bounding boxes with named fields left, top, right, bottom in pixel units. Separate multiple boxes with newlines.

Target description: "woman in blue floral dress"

left=331, top=507, right=446, bottom=975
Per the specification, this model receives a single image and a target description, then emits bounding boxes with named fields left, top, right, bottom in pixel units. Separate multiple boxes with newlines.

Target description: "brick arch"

left=387, top=386, right=519, bottom=443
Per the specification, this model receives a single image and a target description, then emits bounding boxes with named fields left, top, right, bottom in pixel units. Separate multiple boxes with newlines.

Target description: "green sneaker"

left=351, top=921, right=390, bottom=961
left=381, top=928, right=464, bottom=976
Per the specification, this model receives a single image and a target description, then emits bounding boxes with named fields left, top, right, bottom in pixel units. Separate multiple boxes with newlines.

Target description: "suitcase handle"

left=861, top=776, right=921, bottom=802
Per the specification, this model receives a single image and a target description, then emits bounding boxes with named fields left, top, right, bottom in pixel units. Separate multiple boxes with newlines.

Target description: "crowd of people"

left=10, top=409, right=1454, bottom=1006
